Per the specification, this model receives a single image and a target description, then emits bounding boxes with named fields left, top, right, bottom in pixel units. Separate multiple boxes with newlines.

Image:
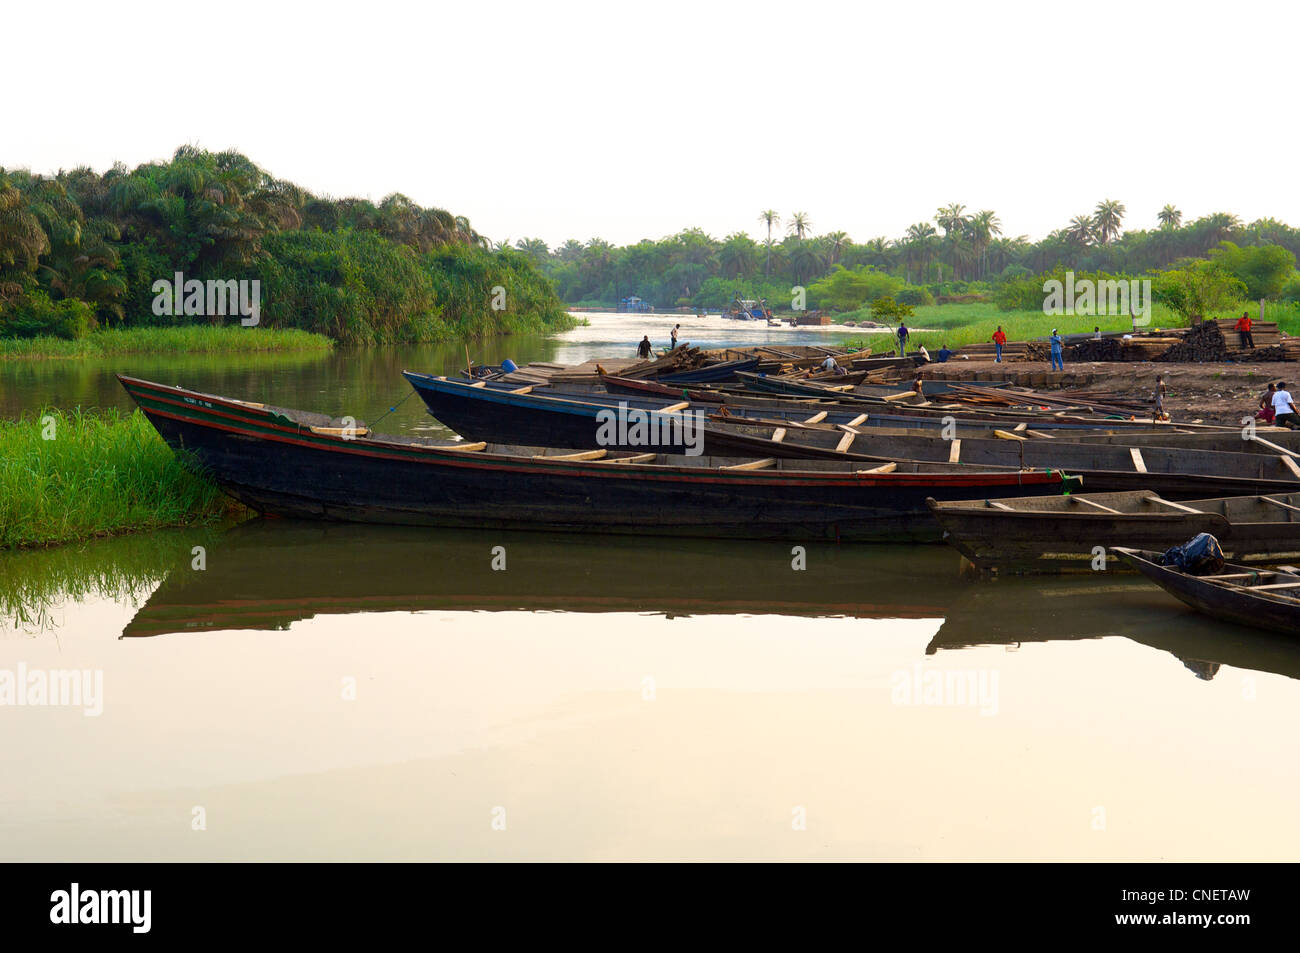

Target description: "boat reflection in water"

left=120, top=521, right=959, bottom=638
left=120, top=520, right=1300, bottom=685
left=929, top=574, right=1300, bottom=683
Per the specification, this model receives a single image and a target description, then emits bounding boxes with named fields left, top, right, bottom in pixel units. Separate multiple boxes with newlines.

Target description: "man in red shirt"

left=992, top=326, right=1007, bottom=363
left=1234, top=311, right=1254, bottom=348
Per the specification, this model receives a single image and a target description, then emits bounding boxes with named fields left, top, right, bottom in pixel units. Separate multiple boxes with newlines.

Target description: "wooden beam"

left=948, top=439, right=961, bottom=464
left=845, top=413, right=869, bottom=427
left=1281, top=455, right=1300, bottom=479
left=600, top=452, right=658, bottom=464
left=1129, top=447, right=1147, bottom=473
left=1147, top=497, right=1203, bottom=514
left=802, top=411, right=828, bottom=424
left=310, top=425, right=370, bottom=437
left=722, top=458, right=776, bottom=470
left=660, top=401, right=690, bottom=414
left=856, top=462, right=897, bottom=474
left=510, top=385, right=534, bottom=394
left=1070, top=496, right=1122, bottom=514
left=534, top=448, right=608, bottom=461
left=1262, top=496, right=1300, bottom=514
left=770, top=428, right=787, bottom=443
left=994, top=429, right=1027, bottom=441
left=1024, top=429, right=1056, bottom=439
left=1250, top=435, right=1300, bottom=457
left=439, top=441, right=487, bottom=452
left=1013, top=422, right=1028, bottom=432
left=469, top=381, right=487, bottom=388
left=985, top=500, right=1015, bottom=511
left=835, top=431, right=856, bottom=453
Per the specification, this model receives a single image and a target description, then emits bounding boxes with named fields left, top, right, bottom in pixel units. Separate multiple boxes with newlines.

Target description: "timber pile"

left=1154, top=322, right=1226, bottom=363
left=956, top=341, right=1036, bottom=362
left=1066, top=335, right=1182, bottom=362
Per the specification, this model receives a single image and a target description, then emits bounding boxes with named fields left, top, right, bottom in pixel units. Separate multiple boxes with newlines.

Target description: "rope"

left=370, top=389, right=418, bottom=428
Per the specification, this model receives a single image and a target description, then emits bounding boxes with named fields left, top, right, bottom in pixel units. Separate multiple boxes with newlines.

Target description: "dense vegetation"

left=0, top=147, right=573, bottom=344
left=515, top=203, right=1300, bottom=321
left=0, top=408, right=242, bottom=549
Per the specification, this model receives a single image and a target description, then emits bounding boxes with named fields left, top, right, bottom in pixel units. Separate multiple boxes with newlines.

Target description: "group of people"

left=635, top=323, right=683, bottom=359
left=1258, top=381, right=1299, bottom=428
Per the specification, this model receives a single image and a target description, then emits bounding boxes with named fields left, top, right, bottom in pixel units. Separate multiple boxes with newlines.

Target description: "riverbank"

left=0, top=408, right=244, bottom=549
left=0, top=326, right=334, bottom=361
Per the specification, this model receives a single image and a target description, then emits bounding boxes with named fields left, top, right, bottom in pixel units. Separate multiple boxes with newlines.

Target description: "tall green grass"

left=836, top=301, right=1193, bottom=352
left=0, top=326, right=334, bottom=361
left=0, top=408, right=244, bottom=549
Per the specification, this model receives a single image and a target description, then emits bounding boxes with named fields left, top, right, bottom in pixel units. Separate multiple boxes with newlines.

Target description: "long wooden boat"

left=1113, top=547, right=1300, bottom=636
left=656, top=358, right=759, bottom=383
left=927, top=490, right=1300, bottom=573
left=118, top=375, right=1078, bottom=542
left=402, top=374, right=1221, bottom=466
left=402, top=374, right=1299, bottom=496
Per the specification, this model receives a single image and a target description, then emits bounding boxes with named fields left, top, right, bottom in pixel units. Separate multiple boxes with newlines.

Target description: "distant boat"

left=1114, top=547, right=1300, bottom=636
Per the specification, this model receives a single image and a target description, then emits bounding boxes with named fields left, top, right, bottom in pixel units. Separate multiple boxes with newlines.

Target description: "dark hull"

left=657, top=358, right=759, bottom=383
left=120, top=376, right=1074, bottom=542
left=929, top=494, right=1300, bottom=573
left=402, top=374, right=1300, bottom=498
left=1115, top=548, right=1300, bottom=636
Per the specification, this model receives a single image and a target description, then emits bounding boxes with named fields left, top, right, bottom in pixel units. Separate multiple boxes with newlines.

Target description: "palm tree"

left=968, top=210, right=1002, bottom=278
left=1067, top=214, right=1096, bottom=246
left=787, top=211, right=812, bottom=241
left=933, top=204, right=967, bottom=280
left=758, top=209, right=780, bottom=274
left=904, top=222, right=937, bottom=283
left=0, top=172, right=51, bottom=274
left=1093, top=199, right=1126, bottom=245
left=718, top=233, right=759, bottom=279
left=790, top=240, right=826, bottom=284
left=1157, top=204, right=1182, bottom=230
left=824, top=230, right=849, bottom=264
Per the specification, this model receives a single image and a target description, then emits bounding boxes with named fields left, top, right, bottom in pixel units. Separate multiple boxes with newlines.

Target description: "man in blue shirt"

left=936, top=344, right=952, bottom=363
left=1049, top=329, right=1065, bottom=371
left=896, top=322, right=909, bottom=355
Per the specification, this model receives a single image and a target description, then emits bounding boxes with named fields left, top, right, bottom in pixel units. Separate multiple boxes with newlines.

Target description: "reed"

left=0, top=408, right=245, bottom=549
left=0, top=326, right=333, bottom=361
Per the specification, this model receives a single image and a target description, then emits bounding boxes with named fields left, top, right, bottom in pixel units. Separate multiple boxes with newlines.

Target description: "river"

left=2, top=314, right=1298, bottom=861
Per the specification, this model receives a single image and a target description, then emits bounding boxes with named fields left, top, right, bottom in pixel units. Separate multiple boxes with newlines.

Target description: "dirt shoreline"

left=920, top=359, right=1297, bottom=426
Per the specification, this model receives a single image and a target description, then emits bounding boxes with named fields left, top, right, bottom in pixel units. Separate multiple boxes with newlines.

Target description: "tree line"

left=509, top=202, right=1300, bottom=314
left=0, top=146, right=571, bottom=343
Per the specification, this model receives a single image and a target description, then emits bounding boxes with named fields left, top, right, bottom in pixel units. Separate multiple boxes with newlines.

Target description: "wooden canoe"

left=119, top=375, right=1079, bottom=543
left=1113, top=547, right=1300, bottom=636
left=928, top=491, right=1300, bottom=573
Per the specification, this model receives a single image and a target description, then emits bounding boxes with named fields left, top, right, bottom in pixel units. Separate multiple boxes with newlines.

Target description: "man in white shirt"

left=820, top=355, right=846, bottom=376
left=1273, top=382, right=1298, bottom=429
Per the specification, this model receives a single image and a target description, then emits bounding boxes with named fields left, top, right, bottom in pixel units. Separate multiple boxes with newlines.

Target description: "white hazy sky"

left=7, top=0, right=1295, bottom=248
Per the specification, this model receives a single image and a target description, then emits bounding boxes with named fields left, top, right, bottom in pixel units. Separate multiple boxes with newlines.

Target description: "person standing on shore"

left=1235, top=312, right=1255, bottom=348
left=992, top=326, right=1007, bottom=363
left=1272, top=382, right=1298, bottom=428
left=670, top=324, right=680, bottom=350
left=637, top=335, right=653, bottom=359
left=896, top=322, right=910, bottom=356
left=1049, top=329, right=1065, bottom=371
left=1154, top=374, right=1166, bottom=418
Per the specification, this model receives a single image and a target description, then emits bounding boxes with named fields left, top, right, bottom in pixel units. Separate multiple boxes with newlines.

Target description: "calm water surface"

left=2, top=314, right=1298, bottom=860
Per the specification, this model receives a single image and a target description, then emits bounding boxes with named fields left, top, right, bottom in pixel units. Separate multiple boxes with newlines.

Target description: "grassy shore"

left=0, top=408, right=244, bottom=549
left=0, top=326, right=334, bottom=361
left=834, top=301, right=1195, bottom=352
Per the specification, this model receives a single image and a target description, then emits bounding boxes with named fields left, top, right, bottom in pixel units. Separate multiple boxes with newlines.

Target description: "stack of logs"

left=957, top=321, right=1296, bottom=364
